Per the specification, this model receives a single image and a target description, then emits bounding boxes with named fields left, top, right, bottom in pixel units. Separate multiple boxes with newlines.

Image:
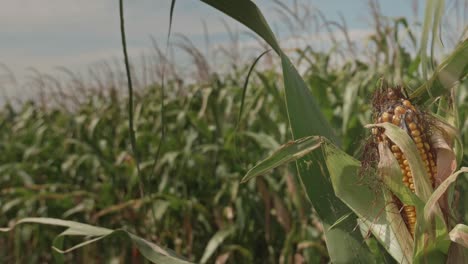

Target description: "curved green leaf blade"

left=197, top=1, right=371, bottom=262
left=200, top=227, right=235, bottom=264
left=200, top=0, right=338, bottom=143
left=238, top=49, right=271, bottom=126
left=241, top=136, right=322, bottom=183
left=411, top=39, right=468, bottom=104
left=0, top=217, right=192, bottom=264
left=324, top=140, right=413, bottom=263
left=419, top=0, right=435, bottom=79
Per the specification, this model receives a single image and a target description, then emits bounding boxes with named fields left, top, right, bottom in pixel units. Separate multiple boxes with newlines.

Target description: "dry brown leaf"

left=215, top=252, right=231, bottom=264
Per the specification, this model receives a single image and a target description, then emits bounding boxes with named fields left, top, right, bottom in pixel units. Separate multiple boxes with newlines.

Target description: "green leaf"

left=341, top=79, right=360, bottom=133
left=200, top=0, right=280, bottom=53
left=243, top=131, right=280, bottom=151
left=411, top=39, right=468, bottom=104
left=241, top=136, right=322, bottom=183
left=199, top=0, right=338, bottom=143
left=238, top=49, right=271, bottom=126
left=200, top=227, right=235, bottom=264
left=419, top=0, right=435, bottom=79
left=324, top=140, right=413, bottom=263
left=0, top=217, right=192, bottom=264
left=198, top=1, right=372, bottom=262
left=328, top=212, right=353, bottom=231
left=323, top=141, right=378, bottom=218
left=430, top=0, right=445, bottom=65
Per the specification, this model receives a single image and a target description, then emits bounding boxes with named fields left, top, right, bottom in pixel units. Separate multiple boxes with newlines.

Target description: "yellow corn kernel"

left=391, top=145, right=400, bottom=152
left=402, top=100, right=412, bottom=107
left=394, top=106, right=406, bottom=115
left=382, top=112, right=392, bottom=122
left=411, top=130, right=421, bottom=137
left=424, top=142, right=431, bottom=150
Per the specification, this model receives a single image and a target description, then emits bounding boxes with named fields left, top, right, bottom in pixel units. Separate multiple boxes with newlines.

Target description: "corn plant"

left=229, top=0, right=468, bottom=262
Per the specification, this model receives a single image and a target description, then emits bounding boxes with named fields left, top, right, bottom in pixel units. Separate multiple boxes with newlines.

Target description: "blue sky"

left=0, top=0, right=443, bottom=97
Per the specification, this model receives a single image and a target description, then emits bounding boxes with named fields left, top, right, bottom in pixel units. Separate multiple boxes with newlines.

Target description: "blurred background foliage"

left=0, top=0, right=467, bottom=263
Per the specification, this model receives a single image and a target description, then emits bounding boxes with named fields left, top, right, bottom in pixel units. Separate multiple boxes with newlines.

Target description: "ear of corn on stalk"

left=371, top=86, right=437, bottom=237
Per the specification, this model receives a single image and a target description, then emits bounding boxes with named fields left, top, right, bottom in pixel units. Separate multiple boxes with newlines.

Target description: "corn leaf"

left=0, top=217, right=192, bottom=264
left=200, top=227, right=236, bottom=264
left=419, top=0, right=435, bottom=79
left=411, top=39, right=468, bottom=104
left=199, top=0, right=374, bottom=262
left=241, top=136, right=322, bottom=183
left=324, top=140, right=413, bottom=263
left=241, top=134, right=416, bottom=262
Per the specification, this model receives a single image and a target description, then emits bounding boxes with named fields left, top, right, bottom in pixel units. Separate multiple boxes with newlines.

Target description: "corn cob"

left=371, top=87, right=436, bottom=237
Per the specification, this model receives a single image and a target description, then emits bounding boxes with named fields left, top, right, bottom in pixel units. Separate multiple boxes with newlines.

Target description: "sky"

left=0, top=0, right=442, bottom=99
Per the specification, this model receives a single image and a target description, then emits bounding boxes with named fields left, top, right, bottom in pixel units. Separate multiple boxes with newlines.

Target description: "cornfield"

left=1, top=0, right=467, bottom=263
